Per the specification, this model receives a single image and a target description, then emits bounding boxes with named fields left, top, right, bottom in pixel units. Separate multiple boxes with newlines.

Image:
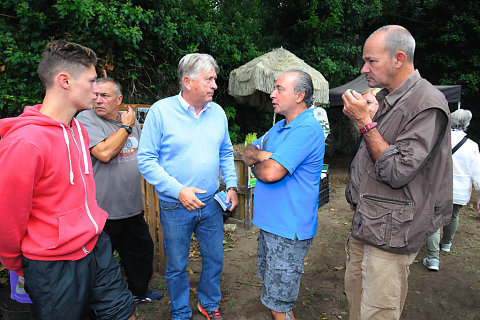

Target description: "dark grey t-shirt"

left=76, top=109, right=144, bottom=219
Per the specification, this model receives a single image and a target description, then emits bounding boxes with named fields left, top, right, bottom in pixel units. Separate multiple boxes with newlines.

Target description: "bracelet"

left=227, top=187, right=238, bottom=192
left=360, top=122, right=377, bottom=134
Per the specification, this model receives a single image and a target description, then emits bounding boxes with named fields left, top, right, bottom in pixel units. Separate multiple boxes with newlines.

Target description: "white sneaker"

left=441, top=243, right=452, bottom=252
left=423, top=258, right=439, bottom=271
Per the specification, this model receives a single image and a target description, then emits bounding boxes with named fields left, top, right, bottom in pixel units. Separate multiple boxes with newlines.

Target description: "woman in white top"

left=424, top=109, right=480, bottom=271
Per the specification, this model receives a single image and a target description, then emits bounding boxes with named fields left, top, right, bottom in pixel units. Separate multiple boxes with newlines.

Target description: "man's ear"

left=393, top=51, right=407, bottom=69
left=117, top=94, right=123, bottom=105
left=295, top=91, right=306, bottom=104
left=58, top=72, right=70, bottom=89
left=182, top=76, right=191, bottom=91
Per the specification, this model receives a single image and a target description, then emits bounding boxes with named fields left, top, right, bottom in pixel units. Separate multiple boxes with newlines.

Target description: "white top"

left=452, top=129, right=480, bottom=205
left=311, top=106, right=330, bottom=139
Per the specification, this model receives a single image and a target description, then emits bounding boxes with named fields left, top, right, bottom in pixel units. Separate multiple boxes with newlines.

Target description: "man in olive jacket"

left=342, top=25, right=452, bottom=320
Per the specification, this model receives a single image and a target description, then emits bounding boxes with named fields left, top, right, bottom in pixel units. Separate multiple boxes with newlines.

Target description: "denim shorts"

left=257, top=229, right=312, bottom=312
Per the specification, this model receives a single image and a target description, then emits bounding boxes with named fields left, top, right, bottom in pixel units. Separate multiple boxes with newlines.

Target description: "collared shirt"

left=138, top=95, right=237, bottom=202
left=252, top=109, right=325, bottom=240
left=178, top=92, right=211, bottom=119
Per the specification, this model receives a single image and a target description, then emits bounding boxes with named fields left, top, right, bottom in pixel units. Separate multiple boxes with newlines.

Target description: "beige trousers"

left=344, top=237, right=417, bottom=320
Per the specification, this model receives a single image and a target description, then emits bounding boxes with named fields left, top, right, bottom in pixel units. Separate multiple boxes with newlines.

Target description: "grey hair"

left=369, top=25, right=416, bottom=63
left=96, top=77, right=122, bottom=97
left=283, top=69, right=315, bottom=107
left=177, top=53, right=219, bottom=90
left=451, top=109, right=472, bottom=131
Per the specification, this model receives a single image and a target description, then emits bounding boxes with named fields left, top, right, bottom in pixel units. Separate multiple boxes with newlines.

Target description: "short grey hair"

left=369, top=25, right=416, bottom=63
left=283, top=69, right=315, bottom=107
left=177, top=53, right=219, bottom=90
left=451, top=109, right=472, bottom=131
left=96, top=77, right=122, bottom=97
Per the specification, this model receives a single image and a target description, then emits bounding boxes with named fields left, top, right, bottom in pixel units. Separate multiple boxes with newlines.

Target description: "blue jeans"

left=159, top=196, right=224, bottom=320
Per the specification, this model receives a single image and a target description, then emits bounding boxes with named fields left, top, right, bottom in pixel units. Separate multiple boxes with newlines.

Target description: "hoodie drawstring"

left=60, top=120, right=90, bottom=185
left=60, top=124, right=75, bottom=185
left=74, top=118, right=90, bottom=175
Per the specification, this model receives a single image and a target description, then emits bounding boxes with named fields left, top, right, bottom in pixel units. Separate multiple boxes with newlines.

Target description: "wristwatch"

left=227, top=187, right=238, bottom=192
left=121, top=125, right=132, bottom=134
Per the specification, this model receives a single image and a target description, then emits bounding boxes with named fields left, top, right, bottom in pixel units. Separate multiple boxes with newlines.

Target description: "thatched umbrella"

left=228, top=48, right=329, bottom=109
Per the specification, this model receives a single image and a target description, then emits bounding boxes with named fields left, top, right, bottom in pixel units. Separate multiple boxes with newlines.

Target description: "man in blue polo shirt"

left=243, top=70, right=325, bottom=320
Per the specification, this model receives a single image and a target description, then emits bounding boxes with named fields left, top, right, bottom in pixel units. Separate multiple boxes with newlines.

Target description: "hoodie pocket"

left=55, top=206, right=105, bottom=249
left=355, top=194, right=414, bottom=248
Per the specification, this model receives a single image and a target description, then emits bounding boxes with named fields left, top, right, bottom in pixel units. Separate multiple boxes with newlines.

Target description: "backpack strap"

left=452, top=136, right=468, bottom=155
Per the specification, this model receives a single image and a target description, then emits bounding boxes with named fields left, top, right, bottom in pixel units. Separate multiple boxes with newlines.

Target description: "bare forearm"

left=252, top=158, right=288, bottom=183
left=91, top=128, right=129, bottom=163
left=362, top=128, right=389, bottom=161
left=243, top=143, right=272, bottom=166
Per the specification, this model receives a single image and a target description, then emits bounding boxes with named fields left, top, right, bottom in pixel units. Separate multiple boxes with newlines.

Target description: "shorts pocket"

left=355, top=194, right=414, bottom=248
left=270, top=259, right=304, bottom=301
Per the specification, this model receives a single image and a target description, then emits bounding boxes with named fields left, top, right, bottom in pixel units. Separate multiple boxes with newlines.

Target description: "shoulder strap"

left=452, top=136, right=468, bottom=155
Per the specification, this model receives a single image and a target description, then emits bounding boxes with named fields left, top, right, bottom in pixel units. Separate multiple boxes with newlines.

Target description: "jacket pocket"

left=355, top=194, right=414, bottom=248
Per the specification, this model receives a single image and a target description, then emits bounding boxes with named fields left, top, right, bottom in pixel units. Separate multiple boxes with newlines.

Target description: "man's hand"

left=243, top=143, right=272, bottom=167
left=178, top=187, right=206, bottom=211
left=121, top=106, right=135, bottom=127
left=342, top=89, right=372, bottom=129
left=226, top=189, right=239, bottom=212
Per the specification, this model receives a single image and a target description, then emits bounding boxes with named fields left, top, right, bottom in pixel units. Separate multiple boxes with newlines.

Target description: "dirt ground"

left=133, top=155, right=480, bottom=320
left=1, top=155, right=479, bottom=319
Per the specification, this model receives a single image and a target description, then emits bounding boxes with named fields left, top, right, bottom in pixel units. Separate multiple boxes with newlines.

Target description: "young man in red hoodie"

left=0, top=40, right=136, bottom=320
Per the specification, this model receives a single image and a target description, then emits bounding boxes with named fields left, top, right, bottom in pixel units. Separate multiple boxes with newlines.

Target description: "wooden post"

left=142, top=178, right=166, bottom=274
left=225, top=144, right=254, bottom=229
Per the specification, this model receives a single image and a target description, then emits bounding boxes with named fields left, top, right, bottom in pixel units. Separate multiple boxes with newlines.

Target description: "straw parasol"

left=228, top=48, right=329, bottom=108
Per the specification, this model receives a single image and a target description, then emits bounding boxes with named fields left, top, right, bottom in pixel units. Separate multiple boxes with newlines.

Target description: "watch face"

left=123, top=125, right=132, bottom=134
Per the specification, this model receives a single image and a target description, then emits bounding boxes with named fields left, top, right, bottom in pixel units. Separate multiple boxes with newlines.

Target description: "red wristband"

left=360, top=122, right=377, bottom=134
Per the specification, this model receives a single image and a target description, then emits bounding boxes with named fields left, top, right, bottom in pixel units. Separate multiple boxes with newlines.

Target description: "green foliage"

left=244, top=132, right=258, bottom=144
left=1, top=0, right=479, bottom=143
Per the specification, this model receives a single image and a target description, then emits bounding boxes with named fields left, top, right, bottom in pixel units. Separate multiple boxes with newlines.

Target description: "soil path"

left=134, top=155, right=480, bottom=320
left=1, top=156, right=479, bottom=319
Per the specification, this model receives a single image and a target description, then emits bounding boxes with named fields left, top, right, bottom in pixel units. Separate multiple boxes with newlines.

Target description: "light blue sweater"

left=137, top=95, right=238, bottom=201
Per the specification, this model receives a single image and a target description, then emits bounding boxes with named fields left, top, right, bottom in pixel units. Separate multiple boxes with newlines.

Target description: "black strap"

left=452, top=136, right=468, bottom=154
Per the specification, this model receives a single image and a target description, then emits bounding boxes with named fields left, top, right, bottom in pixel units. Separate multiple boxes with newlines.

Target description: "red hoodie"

left=0, top=105, right=108, bottom=275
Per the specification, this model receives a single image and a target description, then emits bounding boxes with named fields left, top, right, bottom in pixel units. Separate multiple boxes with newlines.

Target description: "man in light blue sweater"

left=138, top=53, right=238, bottom=320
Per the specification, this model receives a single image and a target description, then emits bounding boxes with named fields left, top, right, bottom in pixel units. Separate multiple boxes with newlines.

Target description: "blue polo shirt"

left=252, top=109, right=324, bottom=240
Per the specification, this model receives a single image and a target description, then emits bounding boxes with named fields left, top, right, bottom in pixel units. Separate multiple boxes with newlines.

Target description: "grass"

left=152, top=281, right=167, bottom=291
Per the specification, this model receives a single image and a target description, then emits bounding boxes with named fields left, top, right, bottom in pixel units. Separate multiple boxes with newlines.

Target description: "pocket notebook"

left=214, top=190, right=232, bottom=211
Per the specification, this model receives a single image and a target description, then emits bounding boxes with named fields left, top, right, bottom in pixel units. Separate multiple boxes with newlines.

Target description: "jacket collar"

left=384, top=70, right=422, bottom=109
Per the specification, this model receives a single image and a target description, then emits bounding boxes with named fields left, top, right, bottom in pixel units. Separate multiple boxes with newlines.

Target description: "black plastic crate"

left=319, top=173, right=329, bottom=207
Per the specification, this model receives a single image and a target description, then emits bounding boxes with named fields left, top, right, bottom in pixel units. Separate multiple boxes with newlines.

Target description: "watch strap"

left=121, top=125, right=132, bottom=134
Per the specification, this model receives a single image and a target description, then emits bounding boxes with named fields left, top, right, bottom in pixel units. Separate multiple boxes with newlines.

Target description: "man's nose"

left=270, top=89, right=277, bottom=99
left=361, top=63, right=369, bottom=74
